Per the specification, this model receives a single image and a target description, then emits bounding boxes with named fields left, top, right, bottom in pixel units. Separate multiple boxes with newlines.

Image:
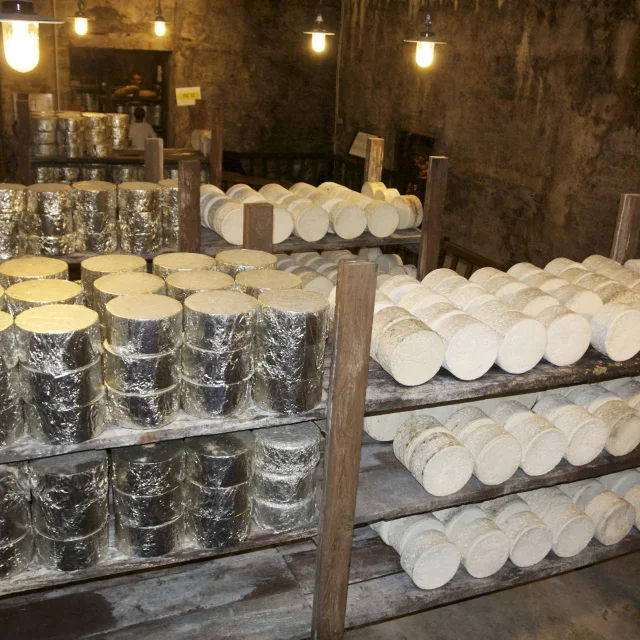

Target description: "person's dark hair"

left=134, top=106, right=146, bottom=121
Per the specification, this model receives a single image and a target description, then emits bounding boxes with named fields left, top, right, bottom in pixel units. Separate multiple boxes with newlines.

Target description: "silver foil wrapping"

left=31, top=114, right=57, bottom=132
left=0, top=403, right=24, bottom=446
left=106, top=113, right=129, bottom=151
left=22, top=211, right=74, bottom=236
left=159, top=179, right=179, bottom=250
left=57, top=114, right=84, bottom=158
left=253, top=374, right=323, bottom=415
left=111, top=441, right=185, bottom=496
left=85, top=230, right=117, bottom=254
left=33, top=166, right=63, bottom=183
left=0, top=212, right=24, bottom=234
left=0, top=530, right=34, bottom=578
left=85, top=143, right=112, bottom=159
left=118, top=182, right=161, bottom=212
left=185, top=433, right=254, bottom=488
left=255, top=338, right=325, bottom=380
left=152, top=253, right=218, bottom=280
left=254, top=423, right=321, bottom=473
left=24, top=233, right=77, bottom=256
left=0, top=464, right=31, bottom=552
left=104, top=341, right=181, bottom=393
left=181, top=342, right=253, bottom=384
left=32, top=130, right=57, bottom=144
left=181, top=376, right=251, bottom=418
left=252, top=468, right=316, bottom=504
left=0, top=184, right=26, bottom=213
left=119, top=229, right=161, bottom=254
left=82, top=113, right=107, bottom=149
left=35, top=522, right=108, bottom=571
left=32, top=144, right=57, bottom=158
left=184, top=479, right=249, bottom=519
left=216, top=250, right=277, bottom=278
left=116, top=513, right=184, bottom=557
left=61, top=167, right=82, bottom=183
left=81, top=254, right=147, bottom=310
left=111, top=165, right=145, bottom=184
left=186, top=510, right=250, bottom=549
left=0, top=366, right=20, bottom=408
left=252, top=494, right=316, bottom=533
left=26, top=393, right=106, bottom=444
left=26, top=184, right=74, bottom=216
left=164, top=167, right=208, bottom=183
left=32, top=494, right=107, bottom=538
left=107, top=383, right=180, bottom=429
left=58, top=144, right=84, bottom=159
left=72, top=181, right=117, bottom=234
left=114, top=486, right=183, bottom=527
left=0, top=233, right=23, bottom=260
left=81, top=165, right=108, bottom=181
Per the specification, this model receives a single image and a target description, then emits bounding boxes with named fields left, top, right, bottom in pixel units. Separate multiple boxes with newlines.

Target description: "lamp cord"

left=78, top=0, right=86, bottom=12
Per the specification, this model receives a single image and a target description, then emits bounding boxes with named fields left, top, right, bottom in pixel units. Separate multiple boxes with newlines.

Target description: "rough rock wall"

left=337, top=0, right=640, bottom=265
left=0, top=0, right=338, bottom=154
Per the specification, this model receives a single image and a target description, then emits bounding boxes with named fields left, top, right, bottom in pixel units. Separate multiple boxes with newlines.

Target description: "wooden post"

left=16, top=93, right=31, bottom=185
left=418, top=156, right=449, bottom=280
left=363, top=136, right=384, bottom=184
left=311, top=259, right=376, bottom=640
left=610, top=194, right=640, bottom=263
left=210, top=106, right=223, bottom=188
left=178, top=159, right=201, bottom=253
left=243, top=202, right=274, bottom=253
left=193, top=99, right=208, bottom=130
left=144, top=138, right=164, bottom=184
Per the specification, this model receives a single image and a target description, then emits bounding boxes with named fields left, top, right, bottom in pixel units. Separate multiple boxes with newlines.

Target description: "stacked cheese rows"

left=372, top=471, right=640, bottom=590
left=0, top=184, right=25, bottom=259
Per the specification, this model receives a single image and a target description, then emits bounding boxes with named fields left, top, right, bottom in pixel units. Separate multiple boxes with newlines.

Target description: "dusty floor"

left=345, top=551, right=640, bottom=640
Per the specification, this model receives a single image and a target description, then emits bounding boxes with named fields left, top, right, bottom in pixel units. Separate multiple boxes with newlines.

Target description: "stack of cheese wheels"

left=82, top=166, right=108, bottom=181
left=487, top=400, right=568, bottom=475
left=111, top=441, right=185, bottom=558
left=481, top=495, right=553, bottom=568
left=5, top=280, right=82, bottom=317
left=519, top=487, right=595, bottom=557
left=24, top=184, right=76, bottom=256
left=82, top=112, right=109, bottom=158
left=376, top=252, right=416, bottom=276
left=200, top=192, right=244, bottom=244
left=393, top=416, right=474, bottom=495
left=590, top=302, right=640, bottom=360
left=434, top=505, right=510, bottom=578
left=117, top=182, right=162, bottom=254
left=532, top=393, right=609, bottom=465
left=602, top=377, right=640, bottom=410
left=424, top=269, right=547, bottom=373
left=235, top=269, right=302, bottom=298
left=16, top=305, right=105, bottom=444
left=184, top=433, right=253, bottom=549
left=0, top=312, right=21, bottom=446
left=583, top=255, right=640, bottom=292
left=93, top=272, right=165, bottom=328
left=625, top=259, right=640, bottom=273
left=152, top=252, right=217, bottom=280
left=470, top=267, right=592, bottom=367
left=182, top=291, right=256, bottom=417
left=72, top=181, right=118, bottom=254
left=373, top=514, right=460, bottom=590
left=508, top=262, right=603, bottom=319
left=30, top=451, right=109, bottom=571
left=371, top=302, right=445, bottom=386
left=258, top=183, right=330, bottom=242
left=444, top=407, right=521, bottom=485
left=80, top=254, right=147, bottom=310
left=111, top=165, right=144, bottom=184
left=561, top=384, right=640, bottom=456
left=0, top=184, right=26, bottom=260
left=254, top=290, right=328, bottom=414
left=601, top=470, right=640, bottom=527
left=30, top=113, right=57, bottom=157
left=226, top=184, right=294, bottom=243
left=166, top=270, right=234, bottom=303
left=363, top=408, right=416, bottom=441
left=251, top=422, right=321, bottom=533
left=561, top=479, right=635, bottom=545
left=158, top=179, right=179, bottom=250
left=275, top=253, right=336, bottom=296
left=380, top=274, right=498, bottom=380
left=105, top=294, right=182, bottom=428
left=216, top=249, right=277, bottom=279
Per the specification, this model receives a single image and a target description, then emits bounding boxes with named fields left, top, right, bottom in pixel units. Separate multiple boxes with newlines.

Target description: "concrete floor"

left=345, top=552, right=640, bottom=640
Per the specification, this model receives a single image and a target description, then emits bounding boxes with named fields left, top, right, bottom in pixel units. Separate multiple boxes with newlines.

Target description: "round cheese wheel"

left=535, top=305, right=591, bottom=366
left=0, top=256, right=68, bottom=289
left=361, top=181, right=387, bottom=200
left=166, top=270, right=234, bottom=302
left=152, top=253, right=217, bottom=279
left=6, top=279, right=81, bottom=316
left=364, top=201, right=399, bottom=238
left=501, top=287, right=560, bottom=316
left=507, top=262, right=543, bottom=280
left=591, top=303, right=640, bottom=361
left=235, top=270, right=301, bottom=297
left=216, top=249, right=277, bottom=277
left=545, top=257, right=586, bottom=276
left=401, top=530, right=460, bottom=589
left=363, top=410, right=415, bottom=442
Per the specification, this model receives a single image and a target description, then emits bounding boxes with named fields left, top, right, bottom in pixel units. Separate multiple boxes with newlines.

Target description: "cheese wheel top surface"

left=82, top=254, right=147, bottom=274
left=16, top=303, right=98, bottom=333
left=118, top=181, right=161, bottom=192
left=0, top=256, right=68, bottom=279
left=27, top=183, right=71, bottom=193
left=0, top=310, right=12, bottom=332
left=258, top=289, right=329, bottom=314
left=7, top=279, right=81, bottom=303
left=185, top=290, right=258, bottom=315
left=158, top=179, right=179, bottom=188
left=167, top=270, right=233, bottom=290
left=95, top=272, right=164, bottom=296
left=216, top=249, right=277, bottom=268
left=107, top=294, right=182, bottom=320
left=72, top=181, right=116, bottom=192
left=235, top=270, right=302, bottom=291
left=153, top=252, right=216, bottom=271
left=0, top=184, right=26, bottom=192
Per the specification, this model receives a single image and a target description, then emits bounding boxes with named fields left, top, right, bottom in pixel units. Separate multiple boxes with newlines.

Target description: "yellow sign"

left=175, top=87, right=201, bottom=107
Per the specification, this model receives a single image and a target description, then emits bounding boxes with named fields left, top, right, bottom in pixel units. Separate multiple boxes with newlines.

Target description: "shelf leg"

left=418, top=156, right=449, bottom=280
left=210, top=106, right=224, bottom=188
left=144, top=138, right=164, bottom=184
left=311, top=259, right=376, bottom=640
left=364, top=136, right=384, bottom=184
left=610, top=194, right=640, bottom=264
left=243, top=202, right=274, bottom=253
left=178, top=158, right=201, bottom=253
left=17, top=93, right=30, bottom=186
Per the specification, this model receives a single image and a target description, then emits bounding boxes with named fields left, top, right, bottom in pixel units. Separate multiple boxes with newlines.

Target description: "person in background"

left=128, top=107, right=156, bottom=149
left=113, top=73, right=157, bottom=99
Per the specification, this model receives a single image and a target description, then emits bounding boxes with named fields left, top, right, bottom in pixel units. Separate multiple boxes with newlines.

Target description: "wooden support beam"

left=210, top=106, right=224, bottom=188
left=243, top=202, right=274, bottom=253
left=610, top=194, right=640, bottom=263
left=364, top=136, right=384, bottom=184
left=144, top=138, right=164, bottom=184
left=16, top=93, right=31, bottom=185
left=418, top=156, right=449, bottom=280
left=193, top=99, right=208, bottom=130
left=178, top=159, right=201, bottom=253
left=311, top=259, right=377, bottom=640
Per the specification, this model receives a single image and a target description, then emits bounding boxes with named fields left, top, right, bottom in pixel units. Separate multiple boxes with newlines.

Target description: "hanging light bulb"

left=152, top=0, right=167, bottom=37
left=303, top=3, right=334, bottom=54
left=404, top=0, right=446, bottom=69
left=74, top=16, right=87, bottom=35
left=0, top=1, right=62, bottom=73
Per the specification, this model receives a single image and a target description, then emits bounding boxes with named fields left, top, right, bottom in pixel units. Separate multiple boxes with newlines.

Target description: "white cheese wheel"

left=447, top=283, right=494, bottom=312
left=363, top=410, right=415, bottom=441
left=324, top=201, right=367, bottom=239
left=289, top=204, right=329, bottom=242
left=500, top=287, right=559, bottom=316
left=290, top=183, right=316, bottom=197
left=271, top=207, right=295, bottom=244
left=561, top=267, right=593, bottom=284
left=582, top=254, right=618, bottom=271
left=545, top=257, right=586, bottom=276
left=535, top=305, right=591, bottom=366
left=213, top=203, right=245, bottom=245
left=398, top=286, right=448, bottom=316
left=423, top=268, right=465, bottom=290
left=624, top=259, right=640, bottom=273
left=370, top=521, right=393, bottom=545
left=361, top=181, right=387, bottom=200
left=468, top=267, right=504, bottom=287
left=393, top=416, right=448, bottom=466
left=523, top=271, right=567, bottom=292
left=392, top=195, right=423, bottom=229
left=258, top=183, right=290, bottom=201
left=383, top=187, right=401, bottom=203
left=364, top=201, right=399, bottom=238
left=413, top=301, right=465, bottom=330
left=388, top=513, right=446, bottom=554
left=592, top=400, right=640, bottom=457
left=600, top=470, right=640, bottom=528
left=602, top=378, right=640, bottom=410
left=317, top=181, right=340, bottom=193
left=359, top=247, right=383, bottom=261
left=590, top=303, right=640, bottom=361
left=484, top=274, right=529, bottom=298
left=507, top=262, right=543, bottom=280
left=376, top=253, right=403, bottom=274
left=549, top=284, right=603, bottom=318
left=401, top=529, right=460, bottom=590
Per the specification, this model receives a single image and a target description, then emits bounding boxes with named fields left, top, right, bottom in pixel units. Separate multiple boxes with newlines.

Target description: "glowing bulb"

left=2, top=21, right=39, bottom=73
left=416, top=41, right=435, bottom=68
left=74, top=17, right=88, bottom=36
left=311, top=32, right=326, bottom=53
left=154, top=20, right=166, bottom=36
